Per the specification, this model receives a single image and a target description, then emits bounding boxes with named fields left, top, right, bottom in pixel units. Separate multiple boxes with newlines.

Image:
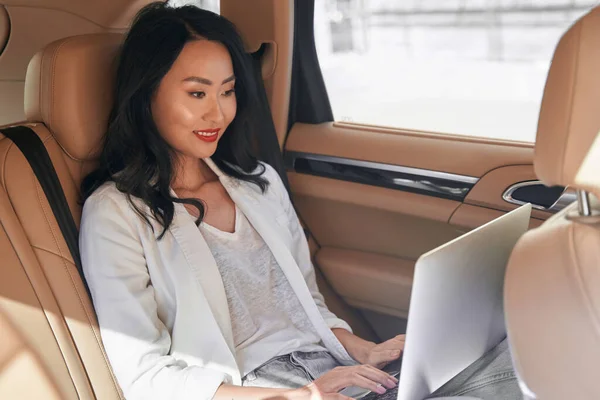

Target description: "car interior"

left=0, top=0, right=598, bottom=399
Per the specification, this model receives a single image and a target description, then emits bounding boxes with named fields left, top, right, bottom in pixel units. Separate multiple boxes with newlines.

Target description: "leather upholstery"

left=0, top=125, right=123, bottom=399
left=24, top=33, right=122, bottom=161
left=0, top=184, right=76, bottom=400
left=0, top=309, right=63, bottom=400
left=534, top=6, right=600, bottom=192
left=505, top=199, right=600, bottom=400
left=505, top=6, right=600, bottom=400
left=3, top=31, right=126, bottom=400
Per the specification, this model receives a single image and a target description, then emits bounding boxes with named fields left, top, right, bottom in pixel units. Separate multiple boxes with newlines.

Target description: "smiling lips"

left=193, top=128, right=220, bottom=143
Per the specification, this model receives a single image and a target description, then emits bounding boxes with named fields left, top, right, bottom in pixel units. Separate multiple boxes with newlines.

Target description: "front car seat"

left=504, top=6, right=600, bottom=400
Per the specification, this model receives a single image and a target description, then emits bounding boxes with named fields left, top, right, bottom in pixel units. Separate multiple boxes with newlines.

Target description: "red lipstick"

left=193, top=129, right=220, bottom=143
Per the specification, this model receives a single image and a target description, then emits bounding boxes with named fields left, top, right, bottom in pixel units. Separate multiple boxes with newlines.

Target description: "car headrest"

left=535, top=7, right=600, bottom=196
left=24, top=33, right=123, bottom=161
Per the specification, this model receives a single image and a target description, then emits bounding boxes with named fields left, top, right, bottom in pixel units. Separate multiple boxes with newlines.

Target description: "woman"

left=80, top=3, right=520, bottom=400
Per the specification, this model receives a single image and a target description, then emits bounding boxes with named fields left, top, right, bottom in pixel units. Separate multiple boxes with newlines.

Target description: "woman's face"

left=151, top=39, right=237, bottom=163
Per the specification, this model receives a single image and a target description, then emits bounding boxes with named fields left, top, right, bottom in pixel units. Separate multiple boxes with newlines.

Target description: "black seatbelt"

left=2, top=126, right=91, bottom=298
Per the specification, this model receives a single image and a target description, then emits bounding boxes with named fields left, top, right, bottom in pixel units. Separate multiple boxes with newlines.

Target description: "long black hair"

left=82, top=2, right=268, bottom=239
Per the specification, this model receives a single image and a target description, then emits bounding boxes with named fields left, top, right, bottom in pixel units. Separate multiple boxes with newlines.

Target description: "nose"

left=202, top=96, right=225, bottom=125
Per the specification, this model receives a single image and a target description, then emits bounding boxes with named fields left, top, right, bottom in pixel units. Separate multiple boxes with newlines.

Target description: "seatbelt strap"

left=2, top=126, right=91, bottom=298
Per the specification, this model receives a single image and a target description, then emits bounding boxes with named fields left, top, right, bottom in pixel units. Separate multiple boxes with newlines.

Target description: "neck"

left=171, top=155, right=217, bottom=192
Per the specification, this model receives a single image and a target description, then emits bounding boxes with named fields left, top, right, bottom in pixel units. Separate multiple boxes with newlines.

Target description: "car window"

left=314, top=0, right=596, bottom=142
left=167, top=0, right=219, bottom=13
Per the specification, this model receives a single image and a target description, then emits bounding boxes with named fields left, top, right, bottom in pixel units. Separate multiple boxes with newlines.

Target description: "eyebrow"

left=182, top=75, right=236, bottom=85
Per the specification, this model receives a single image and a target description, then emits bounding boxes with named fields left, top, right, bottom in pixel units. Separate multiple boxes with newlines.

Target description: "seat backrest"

left=0, top=33, right=124, bottom=399
left=504, top=6, right=600, bottom=400
left=0, top=186, right=77, bottom=399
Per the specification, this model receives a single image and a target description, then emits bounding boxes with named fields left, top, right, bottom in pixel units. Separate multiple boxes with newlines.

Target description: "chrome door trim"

left=284, top=151, right=479, bottom=201
left=285, top=152, right=479, bottom=184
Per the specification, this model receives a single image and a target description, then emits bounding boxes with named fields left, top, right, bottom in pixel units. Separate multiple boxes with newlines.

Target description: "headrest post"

left=577, top=190, right=592, bottom=217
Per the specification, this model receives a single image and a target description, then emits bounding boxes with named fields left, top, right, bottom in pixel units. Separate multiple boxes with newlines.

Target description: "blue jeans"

left=242, top=351, right=342, bottom=388
left=425, top=338, right=521, bottom=400
left=241, top=338, right=522, bottom=400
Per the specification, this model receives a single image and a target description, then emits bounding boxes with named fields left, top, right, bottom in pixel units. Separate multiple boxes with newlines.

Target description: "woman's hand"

left=310, top=364, right=398, bottom=396
left=362, top=334, right=406, bottom=369
left=264, top=363, right=399, bottom=399
left=332, top=329, right=406, bottom=370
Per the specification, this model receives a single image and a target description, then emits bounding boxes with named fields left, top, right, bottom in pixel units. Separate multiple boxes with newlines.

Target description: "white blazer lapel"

left=169, top=194, right=236, bottom=358
left=234, top=191, right=336, bottom=342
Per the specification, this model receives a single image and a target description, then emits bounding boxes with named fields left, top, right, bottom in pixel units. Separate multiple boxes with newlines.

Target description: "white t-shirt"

left=199, top=206, right=327, bottom=376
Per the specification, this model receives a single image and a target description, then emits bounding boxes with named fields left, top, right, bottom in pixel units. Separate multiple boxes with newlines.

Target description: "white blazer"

left=79, top=159, right=355, bottom=400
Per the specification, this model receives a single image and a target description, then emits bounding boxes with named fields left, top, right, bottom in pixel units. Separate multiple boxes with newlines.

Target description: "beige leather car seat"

left=504, top=6, right=600, bottom=400
left=0, top=34, right=125, bottom=399
left=0, top=192, right=76, bottom=400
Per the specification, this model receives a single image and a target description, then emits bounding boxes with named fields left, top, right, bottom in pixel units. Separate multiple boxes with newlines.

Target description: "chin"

left=195, top=144, right=219, bottom=160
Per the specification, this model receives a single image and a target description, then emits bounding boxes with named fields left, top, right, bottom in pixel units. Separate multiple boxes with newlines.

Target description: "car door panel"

left=285, top=122, right=555, bottom=326
left=289, top=172, right=460, bottom=224
left=289, top=173, right=461, bottom=258
left=450, top=204, right=544, bottom=232
left=464, top=165, right=553, bottom=218
left=316, top=248, right=414, bottom=318
left=285, top=123, right=535, bottom=177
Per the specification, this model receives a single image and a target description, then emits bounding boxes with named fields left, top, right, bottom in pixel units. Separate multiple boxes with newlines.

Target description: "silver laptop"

left=342, top=203, right=532, bottom=399
left=396, top=203, right=531, bottom=400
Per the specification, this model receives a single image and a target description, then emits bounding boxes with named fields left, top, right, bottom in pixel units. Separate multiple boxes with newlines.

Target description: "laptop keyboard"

left=362, top=359, right=402, bottom=400
left=362, top=385, right=398, bottom=400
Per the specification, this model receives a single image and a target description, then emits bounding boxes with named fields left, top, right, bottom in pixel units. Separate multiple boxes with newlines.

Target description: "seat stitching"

left=0, top=207, right=80, bottom=395
left=31, top=244, right=72, bottom=260
left=34, top=174, right=123, bottom=397
left=1, top=138, right=14, bottom=189
left=38, top=48, right=44, bottom=124
left=47, top=39, right=84, bottom=162
left=48, top=41, right=68, bottom=131
left=29, top=247, right=124, bottom=398
left=558, top=21, right=582, bottom=184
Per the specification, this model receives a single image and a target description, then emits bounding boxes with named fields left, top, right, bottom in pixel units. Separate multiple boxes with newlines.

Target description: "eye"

left=223, top=88, right=236, bottom=97
left=190, top=91, right=206, bottom=99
